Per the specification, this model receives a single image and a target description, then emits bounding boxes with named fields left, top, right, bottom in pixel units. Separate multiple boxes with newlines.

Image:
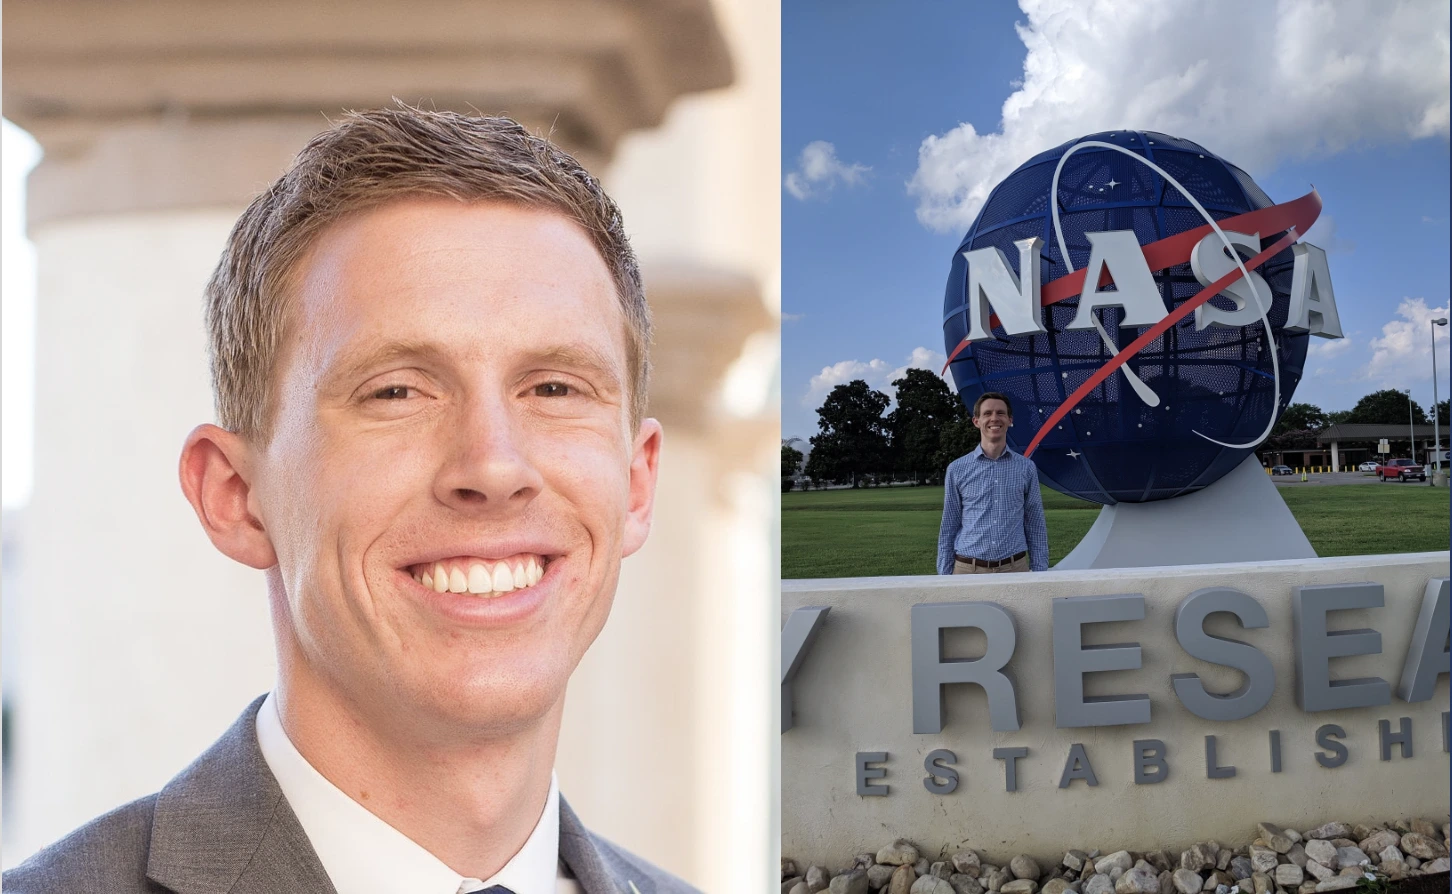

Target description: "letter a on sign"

left=1397, top=578, right=1450, bottom=703
left=963, top=237, right=1045, bottom=342
left=1066, top=231, right=1167, bottom=331
left=1285, top=242, right=1343, bottom=338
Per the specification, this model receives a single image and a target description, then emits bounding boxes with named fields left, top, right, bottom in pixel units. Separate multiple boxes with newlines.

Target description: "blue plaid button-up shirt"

left=936, top=445, right=1049, bottom=573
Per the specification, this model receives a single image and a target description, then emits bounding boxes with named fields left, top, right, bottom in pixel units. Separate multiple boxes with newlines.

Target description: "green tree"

left=781, top=443, right=804, bottom=477
left=1346, top=389, right=1429, bottom=425
left=1265, top=427, right=1318, bottom=452
left=1327, top=409, right=1354, bottom=425
left=886, top=368, right=964, bottom=484
left=933, top=414, right=981, bottom=471
left=805, top=379, right=890, bottom=487
left=1436, top=399, right=1450, bottom=423
left=781, top=444, right=803, bottom=492
left=1273, top=402, right=1328, bottom=435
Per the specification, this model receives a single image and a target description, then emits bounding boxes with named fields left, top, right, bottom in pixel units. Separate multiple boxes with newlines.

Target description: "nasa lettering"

left=942, top=131, right=1340, bottom=504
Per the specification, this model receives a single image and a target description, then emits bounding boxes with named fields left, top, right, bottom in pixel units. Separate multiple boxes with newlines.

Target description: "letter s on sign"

left=1171, top=587, right=1275, bottom=721
left=923, top=749, right=959, bottom=795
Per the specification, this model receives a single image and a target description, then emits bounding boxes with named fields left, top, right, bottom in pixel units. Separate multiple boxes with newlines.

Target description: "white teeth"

left=467, top=563, right=491, bottom=595
left=417, top=556, right=545, bottom=595
left=491, top=563, right=514, bottom=593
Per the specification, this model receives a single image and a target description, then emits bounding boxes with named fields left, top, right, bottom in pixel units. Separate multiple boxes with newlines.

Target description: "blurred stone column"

left=1, top=3, right=772, bottom=886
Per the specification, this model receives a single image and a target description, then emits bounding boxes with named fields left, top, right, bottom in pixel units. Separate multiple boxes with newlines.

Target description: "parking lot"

left=1269, top=469, right=1444, bottom=486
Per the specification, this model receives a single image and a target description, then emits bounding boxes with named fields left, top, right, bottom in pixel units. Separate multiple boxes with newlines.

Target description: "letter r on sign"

left=911, top=601, right=1020, bottom=734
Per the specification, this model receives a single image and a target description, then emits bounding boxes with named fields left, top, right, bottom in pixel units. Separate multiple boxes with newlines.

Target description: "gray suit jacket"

left=4, top=696, right=699, bottom=894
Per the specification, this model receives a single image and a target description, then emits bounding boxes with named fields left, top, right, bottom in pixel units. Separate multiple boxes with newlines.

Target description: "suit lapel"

left=144, top=697, right=657, bottom=894
left=146, top=695, right=335, bottom=894
left=558, top=797, right=627, bottom=894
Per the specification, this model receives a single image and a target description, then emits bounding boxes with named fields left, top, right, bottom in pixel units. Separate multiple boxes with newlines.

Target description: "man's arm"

left=937, top=464, right=962, bottom=575
left=1023, top=463, right=1049, bottom=572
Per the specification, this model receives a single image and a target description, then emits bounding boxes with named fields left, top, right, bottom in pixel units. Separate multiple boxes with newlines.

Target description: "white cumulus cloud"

left=1306, top=334, right=1353, bottom=377
left=1364, top=297, right=1450, bottom=387
left=785, top=141, right=870, bottom=200
left=802, top=347, right=947, bottom=406
left=1299, top=213, right=1354, bottom=255
left=909, top=0, right=1451, bottom=232
left=1307, top=336, right=1352, bottom=359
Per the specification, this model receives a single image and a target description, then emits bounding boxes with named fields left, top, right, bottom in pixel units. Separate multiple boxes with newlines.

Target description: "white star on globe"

left=1106, top=178, right=1119, bottom=188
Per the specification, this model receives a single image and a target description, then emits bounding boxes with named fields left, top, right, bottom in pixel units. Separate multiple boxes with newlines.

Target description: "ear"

left=621, top=417, right=663, bottom=558
left=178, top=424, right=278, bottom=570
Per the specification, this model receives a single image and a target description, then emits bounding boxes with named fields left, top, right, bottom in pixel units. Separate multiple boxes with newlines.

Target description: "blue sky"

left=782, top=0, right=1451, bottom=442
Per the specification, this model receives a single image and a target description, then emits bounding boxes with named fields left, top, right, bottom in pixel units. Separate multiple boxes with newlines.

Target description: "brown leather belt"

left=956, top=550, right=1028, bottom=569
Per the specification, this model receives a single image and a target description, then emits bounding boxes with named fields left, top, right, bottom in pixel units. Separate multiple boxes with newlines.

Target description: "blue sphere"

left=943, top=130, right=1308, bottom=505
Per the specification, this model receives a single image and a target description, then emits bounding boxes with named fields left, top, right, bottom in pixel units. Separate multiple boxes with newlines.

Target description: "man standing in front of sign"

left=936, top=392, right=1048, bottom=574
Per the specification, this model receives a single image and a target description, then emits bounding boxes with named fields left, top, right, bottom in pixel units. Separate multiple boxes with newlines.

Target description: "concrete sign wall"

left=782, top=553, right=1450, bottom=866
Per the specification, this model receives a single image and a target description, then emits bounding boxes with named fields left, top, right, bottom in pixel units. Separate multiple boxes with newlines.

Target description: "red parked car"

left=1377, top=458, right=1426, bottom=482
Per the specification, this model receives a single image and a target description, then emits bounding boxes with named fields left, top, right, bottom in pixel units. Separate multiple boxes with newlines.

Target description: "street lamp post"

left=1433, top=317, right=1448, bottom=481
left=1406, top=389, right=1416, bottom=465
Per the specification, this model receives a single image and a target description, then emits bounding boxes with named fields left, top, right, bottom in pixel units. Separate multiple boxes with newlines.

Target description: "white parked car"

left=1357, top=461, right=1379, bottom=472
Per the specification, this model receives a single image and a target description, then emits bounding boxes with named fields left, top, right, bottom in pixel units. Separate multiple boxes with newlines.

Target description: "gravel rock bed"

left=782, top=819, right=1449, bottom=894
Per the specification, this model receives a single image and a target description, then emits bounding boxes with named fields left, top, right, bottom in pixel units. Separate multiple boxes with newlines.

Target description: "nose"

left=433, top=392, right=544, bottom=513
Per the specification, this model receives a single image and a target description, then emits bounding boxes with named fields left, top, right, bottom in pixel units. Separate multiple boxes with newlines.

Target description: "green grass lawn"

left=781, top=482, right=1450, bottom=579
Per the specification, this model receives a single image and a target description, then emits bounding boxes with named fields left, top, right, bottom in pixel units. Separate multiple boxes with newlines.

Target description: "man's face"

left=249, top=198, right=658, bottom=739
left=973, top=399, right=1011, bottom=442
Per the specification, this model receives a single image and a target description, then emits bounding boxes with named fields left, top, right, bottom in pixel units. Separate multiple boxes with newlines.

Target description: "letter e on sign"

left=856, top=752, right=889, bottom=796
left=1052, top=594, right=1150, bottom=728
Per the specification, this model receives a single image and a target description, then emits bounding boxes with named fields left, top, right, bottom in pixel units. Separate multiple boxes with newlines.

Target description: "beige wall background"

left=783, top=553, right=1450, bottom=869
left=1, top=2, right=781, bottom=888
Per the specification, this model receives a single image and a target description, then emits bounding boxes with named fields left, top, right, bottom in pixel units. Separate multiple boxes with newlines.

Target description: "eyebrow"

left=530, top=343, right=625, bottom=392
left=323, top=339, right=625, bottom=392
left=325, top=340, right=450, bottom=388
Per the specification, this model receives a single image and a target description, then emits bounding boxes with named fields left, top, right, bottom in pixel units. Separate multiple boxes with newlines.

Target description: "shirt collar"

left=255, top=691, right=561, bottom=894
left=971, top=443, right=1016, bottom=461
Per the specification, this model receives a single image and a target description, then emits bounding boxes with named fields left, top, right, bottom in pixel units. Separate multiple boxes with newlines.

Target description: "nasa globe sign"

left=942, top=131, right=1340, bottom=504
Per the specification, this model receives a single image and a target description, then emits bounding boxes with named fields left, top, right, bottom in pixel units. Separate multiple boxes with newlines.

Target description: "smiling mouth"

left=408, top=554, right=547, bottom=597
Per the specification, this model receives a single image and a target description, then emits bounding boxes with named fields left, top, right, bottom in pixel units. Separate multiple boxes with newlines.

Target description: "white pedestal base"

left=1055, top=457, right=1317, bottom=569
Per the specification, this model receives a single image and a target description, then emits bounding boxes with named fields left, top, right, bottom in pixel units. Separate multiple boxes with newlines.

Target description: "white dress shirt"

left=256, top=692, right=581, bottom=894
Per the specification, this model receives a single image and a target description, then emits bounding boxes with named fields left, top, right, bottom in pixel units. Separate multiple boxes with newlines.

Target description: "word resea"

left=781, top=580, right=1449, bottom=795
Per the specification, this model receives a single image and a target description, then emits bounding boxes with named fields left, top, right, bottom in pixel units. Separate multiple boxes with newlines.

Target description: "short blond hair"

left=205, top=104, right=650, bottom=440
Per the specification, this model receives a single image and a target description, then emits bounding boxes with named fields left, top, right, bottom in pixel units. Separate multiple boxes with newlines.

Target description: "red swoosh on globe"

left=941, top=189, right=1322, bottom=371
left=1022, top=226, right=1303, bottom=457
